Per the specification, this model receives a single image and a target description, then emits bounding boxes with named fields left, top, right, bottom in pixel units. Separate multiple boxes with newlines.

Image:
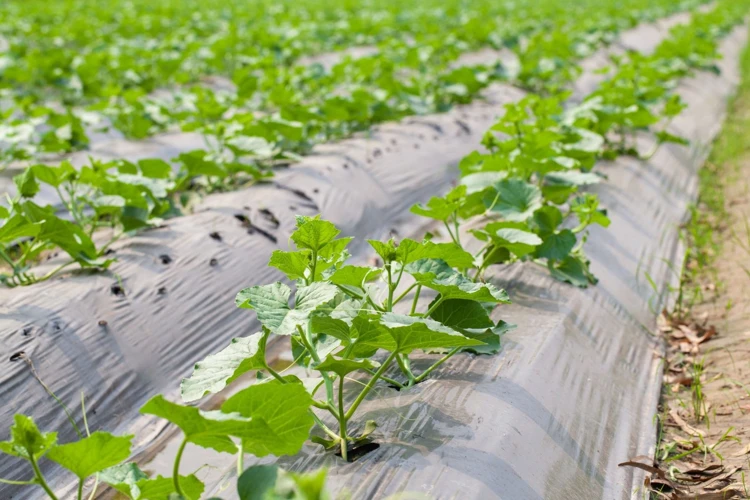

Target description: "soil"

left=650, top=147, right=750, bottom=496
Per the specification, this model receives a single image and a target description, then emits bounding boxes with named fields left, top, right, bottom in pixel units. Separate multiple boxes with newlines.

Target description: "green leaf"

left=138, top=158, right=172, bottom=179
left=221, top=380, right=314, bottom=457
left=532, top=206, right=563, bottom=236
left=395, top=239, right=474, bottom=268
left=314, top=355, right=378, bottom=378
left=140, top=396, right=252, bottom=454
left=491, top=228, right=542, bottom=257
left=428, top=299, right=493, bottom=330
left=549, top=254, right=596, bottom=288
left=269, top=250, right=310, bottom=281
left=237, top=465, right=279, bottom=500
left=405, top=259, right=510, bottom=303
left=291, top=217, right=340, bottom=252
left=379, top=313, right=484, bottom=353
left=545, top=171, right=600, bottom=186
left=0, top=206, right=8, bottom=219
left=13, top=169, right=39, bottom=198
left=177, top=150, right=226, bottom=177
left=328, top=265, right=381, bottom=288
left=137, top=474, right=205, bottom=500
left=99, top=462, right=148, bottom=500
left=0, top=214, right=43, bottom=244
left=47, top=431, right=132, bottom=479
left=487, top=179, right=542, bottom=222
left=0, top=414, right=57, bottom=460
left=535, top=230, right=576, bottom=261
left=236, top=282, right=291, bottom=329
left=237, top=282, right=340, bottom=335
left=655, top=130, right=689, bottom=146
left=410, top=185, right=466, bottom=221
left=181, top=330, right=269, bottom=402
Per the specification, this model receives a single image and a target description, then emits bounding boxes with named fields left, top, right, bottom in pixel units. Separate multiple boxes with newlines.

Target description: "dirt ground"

left=647, top=74, right=750, bottom=498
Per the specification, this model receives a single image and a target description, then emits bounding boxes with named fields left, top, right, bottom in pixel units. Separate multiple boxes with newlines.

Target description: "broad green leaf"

left=47, top=431, right=132, bottom=479
left=181, top=330, right=269, bottom=402
left=329, top=265, right=381, bottom=288
left=237, top=465, right=279, bottom=500
left=379, top=313, right=484, bottom=353
left=310, top=316, right=353, bottom=344
left=138, top=158, right=172, bottom=179
left=549, top=254, right=596, bottom=288
left=535, top=230, right=576, bottom=261
left=492, top=228, right=542, bottom=257
left=487, top=179, right=542, bottom=222
left=367, top=239, right=397, bottom=263
left=314, top=355, right=378, bottom=378
left=545, top=171, right=600, bottom=186
left=237, top=281, right=346, bottom=337
left=532, top=206, right=563, bottom=236
left=99, top=462, right=148, bottom=500
left=405, top=259, right=510, bottom=303
left=395, top=239, right=474, bottom=268
left=140, top=396, right=252, bottom=454
left=410, top=185, right=466, bottom=221
left=177, top=150, right=226, bottom=177
left=0, top=214, right=42, bottom=244
left=236, top=282, right=291, bottom=329
left=0, top=414, right=57, bottom=459
left=221, top=380, right=314, bottom=457
left=291, top=217, right=340, bottom=252
left=0, top=206, right=8, bottom=219
left=460, top=172, right=506, bottom=194
left=428, top=299, right=494, bottom=330
left=13, top=169, right=39, bottom=198
left=137, top=474, right=205, bottom=500
left=269, top=250, right=310, bottom=281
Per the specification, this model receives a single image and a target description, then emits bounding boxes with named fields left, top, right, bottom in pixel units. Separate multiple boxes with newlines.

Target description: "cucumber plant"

left=181, top=215, right=510, bottom=461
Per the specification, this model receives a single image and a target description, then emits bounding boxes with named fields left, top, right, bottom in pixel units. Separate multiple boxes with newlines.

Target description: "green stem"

left=77, top=479, right=83, bottom=500
left=173, top=438, right=188, bottom=498
left=396, top=354, right=416, bottom=386
left=86, top=474, right=99, bottom=500
left=443, top=220, right=458, bottom=245
left=265, top=365, right=286, bottom=383
left=414, top=347, right=462, bottom=383
left=30, top=454, right=58, bottom=500
left=297, top=325, right=335, bottom=405
left=453, top=213, right=462, bottom=248
left=309, top=249, right=318, bottom=284
left=345, top=351, right=398, bottom=420
left=392, top=282, right=417, bottom=307
left=337, top=376, right=348, bottom=462
left=311, top=412, right=340, bottom=441
left=386, top=262, right=394, bottom=311
left=363, top=368, right=405, bottom=389
left=237, top=442, right=244, bottom=477
left=423, top=296, right=445, bottom=318
left=0, top=478, right=36, bottom=485
left=410, top=285, right=422, bottom=315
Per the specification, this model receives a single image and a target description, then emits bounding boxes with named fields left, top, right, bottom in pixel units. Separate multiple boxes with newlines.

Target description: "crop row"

left=1, top=1, right=747, bottom=498
left=0, top=0, right=703, bottom=169
left=0, top=0, right=709, bottom=287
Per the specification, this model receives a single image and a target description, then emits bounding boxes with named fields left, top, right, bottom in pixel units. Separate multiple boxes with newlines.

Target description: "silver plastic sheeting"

left=0, top=11, right=732, bottom=499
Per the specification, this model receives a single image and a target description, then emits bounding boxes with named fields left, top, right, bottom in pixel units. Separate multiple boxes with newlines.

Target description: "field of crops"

left=1, top=0, right=749, bottom=498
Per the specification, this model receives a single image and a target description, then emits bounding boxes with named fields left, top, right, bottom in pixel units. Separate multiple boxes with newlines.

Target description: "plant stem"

left=386, top=262, right=393, bottom=311
left=237, top=442, right=244, bottom=476
left=392, top=282, right=417, bottom=307
left=363, top=368, right=405, bottom=389
left=423, top=296, right=445, bottom=318
left=443, top=220, right=458, bottom=245
left=310, top=412, right=341, bottom=441
left=396, top=354, right=416, bottom=386
left=77, top=479, right=83, bottom=500
left=30, top=454, right=58, bottom=500
left=337, top=376, right=348, bottom=462
left=86, top=475, right=99, bottom=500
left=265, top=365, right=286, bottom=383
left=345, top=351, right=397, bottom=420
left=173, top=438, right=188, bottom=498
left=414, top=347, right=462, bottom=383
left=410, top=285, right=421, bottom=315
left=0, top=478, right=36, bottom=485
left=297, top=325, right=335, bottom=405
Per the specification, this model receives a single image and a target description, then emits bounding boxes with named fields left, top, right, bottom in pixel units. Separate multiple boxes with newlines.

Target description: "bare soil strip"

left=643, top=33, right=750, bottom=500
